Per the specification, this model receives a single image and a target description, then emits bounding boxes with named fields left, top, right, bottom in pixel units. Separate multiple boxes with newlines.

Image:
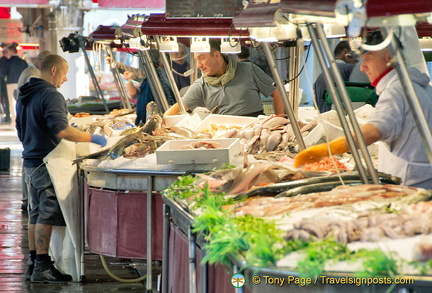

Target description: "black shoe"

left=30, top=260, right=72, bottom=283
left=24, top=258, right=34, bottom=281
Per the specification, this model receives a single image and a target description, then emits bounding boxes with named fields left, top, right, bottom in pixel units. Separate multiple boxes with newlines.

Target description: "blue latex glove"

left=90, top=135, right=107, bottom=147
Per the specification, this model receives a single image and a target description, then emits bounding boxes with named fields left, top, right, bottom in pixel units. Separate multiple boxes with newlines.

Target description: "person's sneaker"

left=24, top=258, right=34, bottom=281
left=30, top=260, right=72, bottom=283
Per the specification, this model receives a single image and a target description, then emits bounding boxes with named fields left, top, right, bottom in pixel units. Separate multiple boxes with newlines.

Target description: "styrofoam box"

left=156, top=138, right=240, bottom=165
left=194, top=114, right=257, bottom=133
left=163, top=115, right=188, bottom=127
left=317, top=108, right=378, bottom=156
left=298, top=106, right=319, bottom=122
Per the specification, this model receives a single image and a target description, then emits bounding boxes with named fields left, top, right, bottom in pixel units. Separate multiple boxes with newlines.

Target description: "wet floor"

left=0, top=123, right=158, bottom=292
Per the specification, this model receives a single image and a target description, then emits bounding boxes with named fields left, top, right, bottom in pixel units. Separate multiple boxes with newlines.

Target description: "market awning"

left=96, top=0, right=164, bottom=9
left=0, top=0, right=48, bottom=5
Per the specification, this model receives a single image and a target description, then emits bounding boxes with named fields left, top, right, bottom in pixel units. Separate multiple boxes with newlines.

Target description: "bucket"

left=0, top=148, right=10, bottom=171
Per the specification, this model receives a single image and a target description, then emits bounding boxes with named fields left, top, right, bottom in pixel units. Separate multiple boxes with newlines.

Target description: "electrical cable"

left=284, top=43, right=312, bottom=84
left=99, top=254, right=147, bottom=283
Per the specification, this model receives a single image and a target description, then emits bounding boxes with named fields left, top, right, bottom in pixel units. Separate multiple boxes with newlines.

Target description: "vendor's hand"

left=294, top=136, right=349, bottom=168
left=91, top=135, right=107, bottom=147
left=123, top=71, right=136, bottom=81
left=294, top=143, right=329, bottom=167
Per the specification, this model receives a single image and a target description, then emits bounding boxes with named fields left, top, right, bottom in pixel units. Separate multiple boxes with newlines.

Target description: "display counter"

left=162, top=194, right=252, bottom=293
left=80, top=165, right=192, bottom=292
left=162, top=189, right=432, bottom=293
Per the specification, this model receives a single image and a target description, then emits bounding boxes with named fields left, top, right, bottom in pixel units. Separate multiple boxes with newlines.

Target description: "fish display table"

left=162, top=189, right=432, bottom=293
left=162, top=195, right=252, bottom=293
left=80, top=165, right=191, bottom=292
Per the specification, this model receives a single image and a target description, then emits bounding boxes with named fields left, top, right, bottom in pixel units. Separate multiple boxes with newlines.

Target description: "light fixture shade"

left=220, top=38, right=241, bottom=54
left=324, top=24, right=346, bottom=38
left=419, top=38, right=432, bottom=51
left=158, top=36, right=179, bottom=52
left=128, top=36, right=150, bottom=50
left=249, top=27, right=277, bottom=42
left=190, top=37, right=211, bottom=53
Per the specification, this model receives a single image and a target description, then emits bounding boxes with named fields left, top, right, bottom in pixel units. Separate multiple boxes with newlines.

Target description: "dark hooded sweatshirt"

left=16, top=77, right=69, bottom=167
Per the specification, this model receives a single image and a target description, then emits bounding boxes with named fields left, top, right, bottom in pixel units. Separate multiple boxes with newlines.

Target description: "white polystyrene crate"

left=156, top=138, right=240, bottom=165
left=163, top=114, right=188, bottom=127
left=175, top=113, right=207, bottom=130
left=195, top=114, right=257, bottom=133
left=303, top=123, right=325, bottom=147
left=298, top=106, right=319, bottom=122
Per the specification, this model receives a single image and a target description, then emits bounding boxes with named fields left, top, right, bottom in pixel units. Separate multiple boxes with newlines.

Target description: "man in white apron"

left=15, top=54, right=107, bottom=283
left=294, top=30, right=432, bottom=189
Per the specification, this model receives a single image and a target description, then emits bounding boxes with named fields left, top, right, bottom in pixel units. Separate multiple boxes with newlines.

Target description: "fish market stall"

left=161, top=167, right=432, bottom=293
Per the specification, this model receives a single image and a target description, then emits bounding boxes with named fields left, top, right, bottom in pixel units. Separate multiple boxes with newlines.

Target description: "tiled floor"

left=0, top=123, right=155, bottom=292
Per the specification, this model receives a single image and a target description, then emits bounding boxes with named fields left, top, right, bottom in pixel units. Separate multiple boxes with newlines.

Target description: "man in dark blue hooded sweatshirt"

left=16, top=54, right=106, bottom=283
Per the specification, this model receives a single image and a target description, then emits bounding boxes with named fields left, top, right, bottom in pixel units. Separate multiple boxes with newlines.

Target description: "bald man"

left=16, top=54, right=106, bottom=283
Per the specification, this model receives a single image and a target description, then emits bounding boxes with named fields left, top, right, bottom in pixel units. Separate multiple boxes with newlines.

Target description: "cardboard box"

left=156, top=138, right=240, bottom=165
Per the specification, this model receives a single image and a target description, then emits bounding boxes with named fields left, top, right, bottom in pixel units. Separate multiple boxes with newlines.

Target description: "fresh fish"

left=141, top=115, right=163, bottom=135
left=276, top=180, right=363, bottom=197
left=241, top=171, right=401, bottom=198
left=104, top=132, right=151, bottom=160
left=119, top=127, right=142, bottom=136
left=210, top=105, right=220, bottom=114
left=266, top=132, right=281, bottom=152
left=146, top=101, right=164, bottom=121
left=123, top=136, right=169, bottom=158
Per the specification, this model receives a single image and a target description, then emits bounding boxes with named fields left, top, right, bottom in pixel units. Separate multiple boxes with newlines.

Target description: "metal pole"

left=315, top=24, right=379, bottom=184
left=383, top=27, right=432, bottom=166
left=307, top=23, right=370, bottom=184
left=188, top=227, right=197, bottom=293
left=78, top=168, right=85, bottom=281
left=262, top=43, right=306, bottom=151
left=146, top=176, right=153, bottom=293
left=161, top=203, right=170, bottom=293
left=105, top=46, right=132, bottom=110
left=288, top=45, right=300, bottom=116
left=80, top=44, right=110, bottom=113
left=138, top=50, right=170, bottom=112
left=155, top=39, right=187, bottom=114
left=233, top=265, right=244, bottom=293
left=201, top=250, right=207, bottom=293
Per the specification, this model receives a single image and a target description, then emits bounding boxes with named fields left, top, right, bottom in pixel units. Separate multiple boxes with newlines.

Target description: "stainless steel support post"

left=383, top=27, right=432, bottom=166
left=80, top=44, right=109, bottom=113
left=78, top=168, right=85, bottom=281
left=308, top=23, right=371, bottom=184
left=201, top=250, right=207, bottom=293
left=262, top=43, right=306, bottom=151
left=315, top=23, right=379, bottom=184
left=156, top=39, right=187, bottom=114
left=287, top=45, right=300, bottom=115
left=233, top=265, right=244, bottom=293
left=105, top=46, right=131, bottom=110
left=137, top=50, right=170, bottom=112
left=162, top=203, right=170, bottom=293
left=146, top=176, right=153, bottom=293
left=188, top=227, right=197, bottom=293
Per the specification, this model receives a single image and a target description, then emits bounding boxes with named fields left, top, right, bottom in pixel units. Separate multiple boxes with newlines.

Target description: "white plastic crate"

left=156, top=138, right=240, bottom=165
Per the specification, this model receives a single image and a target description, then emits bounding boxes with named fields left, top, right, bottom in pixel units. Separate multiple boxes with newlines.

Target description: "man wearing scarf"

left=164, top=39, right=284, bottom=117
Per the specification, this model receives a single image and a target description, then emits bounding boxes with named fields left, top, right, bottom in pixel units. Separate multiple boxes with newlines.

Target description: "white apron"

left=43, top=139, right=81, bottom=281
left=378, top=142, right=432, bottom=188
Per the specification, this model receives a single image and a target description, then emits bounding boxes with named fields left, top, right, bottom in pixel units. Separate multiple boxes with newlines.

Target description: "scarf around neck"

left=203, top=54, right=237, bottom=86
